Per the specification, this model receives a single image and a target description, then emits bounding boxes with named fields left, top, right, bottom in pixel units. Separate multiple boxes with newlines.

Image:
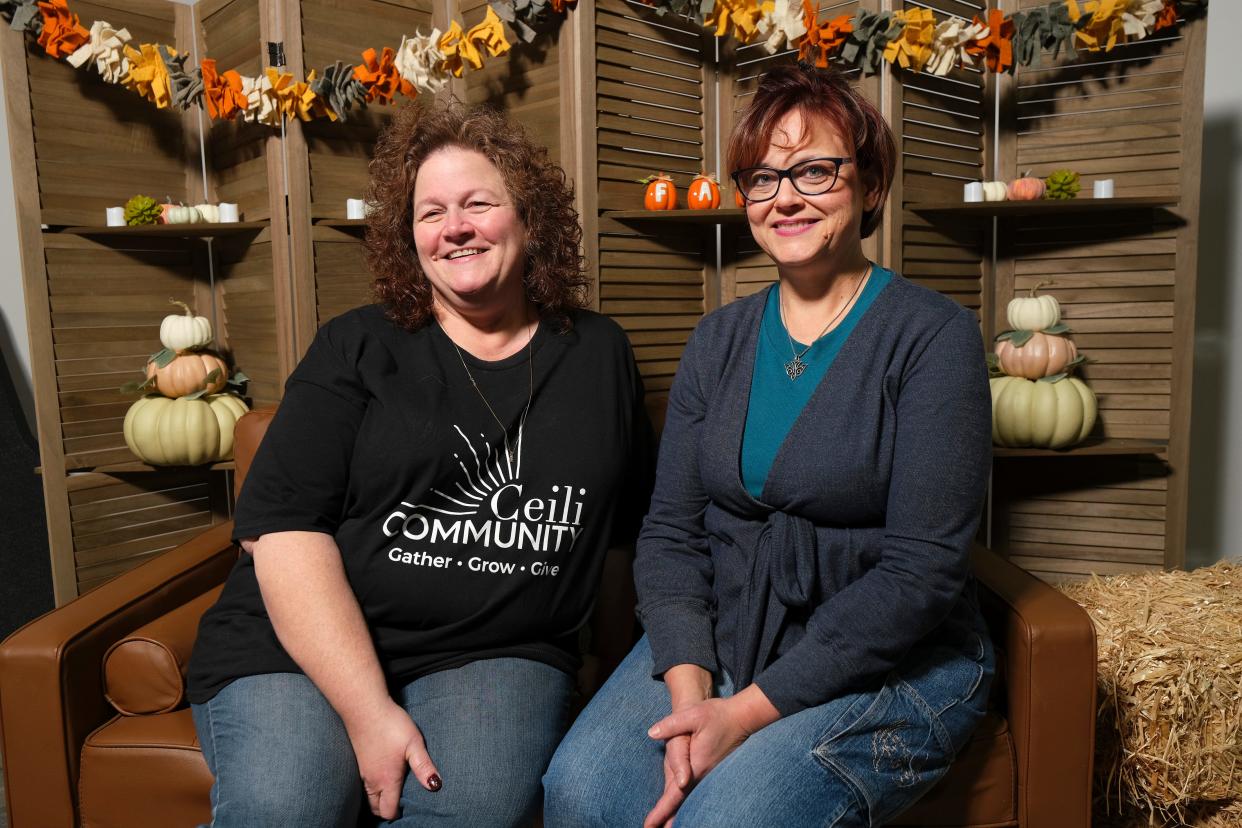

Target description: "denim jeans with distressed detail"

left=191, top=658, right=572, bottom=828
left=543, top=621, right=993, bottom=828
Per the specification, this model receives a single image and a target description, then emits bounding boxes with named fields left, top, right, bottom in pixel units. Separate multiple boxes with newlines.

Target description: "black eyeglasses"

left=731, top=157, right=853, bottom=203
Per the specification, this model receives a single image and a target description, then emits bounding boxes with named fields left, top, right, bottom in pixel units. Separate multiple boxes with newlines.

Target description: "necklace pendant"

left=784, top=355, right=806, bottom=381
left=506, top=446, right=515, bottom=465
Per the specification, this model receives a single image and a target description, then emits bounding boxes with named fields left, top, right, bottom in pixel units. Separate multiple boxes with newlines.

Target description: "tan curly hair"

left=365, top=100, right=589, bottom=331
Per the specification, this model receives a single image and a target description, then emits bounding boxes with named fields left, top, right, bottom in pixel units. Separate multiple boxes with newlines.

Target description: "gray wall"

left=0, top=8, right=1239, bottom=562
left=1187, top=2, right=1242, bottom=566
left=0, top=50, right=34, bottom=436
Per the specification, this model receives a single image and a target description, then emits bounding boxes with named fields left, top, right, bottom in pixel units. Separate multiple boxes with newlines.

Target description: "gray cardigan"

left=634, top=273, right=993, bottom=716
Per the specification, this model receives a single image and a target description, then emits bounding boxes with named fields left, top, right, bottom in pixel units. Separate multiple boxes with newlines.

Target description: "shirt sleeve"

left=754, top=307, right=993, bottom=716
left=634, top=324, right=719, bottom=677
left=231, top=319, right=370, bottom=542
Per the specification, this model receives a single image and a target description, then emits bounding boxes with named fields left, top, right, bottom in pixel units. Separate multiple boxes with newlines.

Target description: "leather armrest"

left=0, top=521, right=237, bottom=828
left=104, top=585, right=225, bottom=716
left=972, top=545, right=1097, bottom=828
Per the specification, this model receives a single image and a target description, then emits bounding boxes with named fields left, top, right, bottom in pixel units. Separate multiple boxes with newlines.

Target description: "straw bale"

left=1059, top=560, right=1242, bottom=826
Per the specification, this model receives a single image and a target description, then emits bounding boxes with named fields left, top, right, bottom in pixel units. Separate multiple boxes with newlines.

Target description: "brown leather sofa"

left=0, top=411, right=1097, bottom=827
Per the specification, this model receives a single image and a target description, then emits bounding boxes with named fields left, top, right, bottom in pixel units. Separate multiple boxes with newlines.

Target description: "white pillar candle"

left=963, top=181, right=984, bottom=203
left=1092, top=179, right=1115, bottom=199
left=346, top=198, right=367, bottom=220
left=105, top=206, right=125, bottom=226
left=217, top=202, right=240, bottom=223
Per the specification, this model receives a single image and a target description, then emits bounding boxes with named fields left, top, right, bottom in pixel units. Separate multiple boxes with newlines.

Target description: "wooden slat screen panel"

left=989, top=0, right=1199, bottom=579
left=216, top=233, right=283, bottom=407
left=45, top=234, right=197, bottom=469
left=300, top=0, right=430, bottom=219
left=594, top=0, right=710, bottom=404
left=68, top=469, right=231, bottom=594
left=463, top=0, right=562, bottom=161
left=204, top=0, right=270, bottom=222
left=994, top=457, right=1169, bottom=583
left=27, top=1, right=184, bottom=226
left=313, top=226, right=373, bottom=327
left=898, top=0, right=986, bottom=311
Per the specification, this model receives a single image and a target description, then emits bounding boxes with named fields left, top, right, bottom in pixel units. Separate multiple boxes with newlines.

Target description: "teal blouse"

left=741, top=264, right=893, bottom=499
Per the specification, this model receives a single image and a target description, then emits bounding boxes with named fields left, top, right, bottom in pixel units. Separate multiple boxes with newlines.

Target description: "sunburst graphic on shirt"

left=412, top=423, right=525, bottom=517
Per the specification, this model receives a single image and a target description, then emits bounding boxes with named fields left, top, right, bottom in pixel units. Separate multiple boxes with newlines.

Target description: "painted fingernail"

left=428, top=774, right=442, bottom=792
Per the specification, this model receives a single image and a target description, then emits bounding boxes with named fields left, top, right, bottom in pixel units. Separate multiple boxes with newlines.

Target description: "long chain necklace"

left=778, top=264, right=871, bottom=381
left=450, top=320, right=536, bottom=465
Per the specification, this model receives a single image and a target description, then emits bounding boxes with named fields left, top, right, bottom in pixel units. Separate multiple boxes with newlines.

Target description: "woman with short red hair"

left=545, top=62, right=994, bottom=827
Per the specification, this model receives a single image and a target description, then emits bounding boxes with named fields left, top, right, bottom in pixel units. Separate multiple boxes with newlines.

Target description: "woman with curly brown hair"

left=186, top=101, right=653, bottom=827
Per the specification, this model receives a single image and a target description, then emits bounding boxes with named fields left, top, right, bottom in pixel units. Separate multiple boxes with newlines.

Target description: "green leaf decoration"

left=228, top=370, right=250, bottom=387
left=203, top=368, right=223, bottom=385
left=1037, top=372, right=1069, bottom=383
left=1065, top=355, right=1086, bottom=367
left=149, top=347, right=176, bottom=368
left=184, top=388, right=209, bottom=401
left=119, top=377, right=156, bottom=395
left=1042, top=323, right=1071, bottom=335
left=1007, top=329, right=1035, bottom=348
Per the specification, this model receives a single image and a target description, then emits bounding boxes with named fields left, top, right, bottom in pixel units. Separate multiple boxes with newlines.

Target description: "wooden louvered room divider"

left=3, top=0, right=1208, bottom=601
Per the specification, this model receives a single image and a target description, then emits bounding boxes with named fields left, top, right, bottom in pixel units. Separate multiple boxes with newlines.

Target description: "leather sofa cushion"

left=79, top=708, right=213, bottom=828
left=891, top=712, right=1016, bottom=827
left=102, top=586, right=223, bottom=715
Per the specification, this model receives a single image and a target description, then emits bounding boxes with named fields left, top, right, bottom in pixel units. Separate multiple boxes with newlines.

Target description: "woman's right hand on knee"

left=347, top=701, right=442, bottom=820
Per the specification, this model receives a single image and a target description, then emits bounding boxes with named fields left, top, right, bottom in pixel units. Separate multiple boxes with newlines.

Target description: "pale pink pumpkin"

left=1007, top=176, right=1046, bottom=201
left=995, top=331, right=1078, bottom=379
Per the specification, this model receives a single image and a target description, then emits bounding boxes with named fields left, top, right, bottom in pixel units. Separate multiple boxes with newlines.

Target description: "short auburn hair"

left=365, top=99, right=589, bottom=331
left=727, top=62, right=896, bottom=239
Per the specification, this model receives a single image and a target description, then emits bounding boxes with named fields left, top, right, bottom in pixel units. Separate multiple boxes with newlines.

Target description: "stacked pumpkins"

left=123, top=301, right=250, bottom=466
left=990, top=285, right=1098, bottom=449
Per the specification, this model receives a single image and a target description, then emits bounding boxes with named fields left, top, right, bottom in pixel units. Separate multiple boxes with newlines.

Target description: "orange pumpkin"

left=146, top=351, right=229, bottom=398
left=642, top=173, right=677, bottom=210
left=1007, top=175, right=1046, bottom=201
left=734, top=189, right=745, bottom=207
left=994, top=331, right=1078, bottom=380
left=687, top=173, right=720, bottom=209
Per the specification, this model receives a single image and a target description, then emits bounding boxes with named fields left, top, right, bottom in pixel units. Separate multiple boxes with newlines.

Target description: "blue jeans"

left=191, top=658, right=573, bottom=827
left=543, top=626, right=993, bottom=828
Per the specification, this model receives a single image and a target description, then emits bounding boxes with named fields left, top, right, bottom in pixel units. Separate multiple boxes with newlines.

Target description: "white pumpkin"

left=160, top=300, right=213, bottom=352
left=166, top=205, right=202, bottom=224
left=982, top=181, right=1009, bottom=202
left=1007, top=282, right=1061, bottom=332
left=990, top=375, right=1097, bottom=449
left=194, top=203, right=220, bottom=223
left=123, top=393, right=250, bottom=465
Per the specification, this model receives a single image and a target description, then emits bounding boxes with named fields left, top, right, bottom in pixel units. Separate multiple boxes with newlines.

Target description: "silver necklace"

left=778, top=265, right=870, bottom=381
left=450, top=320, right=536, bottom=465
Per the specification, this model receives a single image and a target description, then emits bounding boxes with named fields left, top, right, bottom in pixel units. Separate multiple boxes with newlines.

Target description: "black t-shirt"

left=187, top=305, right=653, bottom=704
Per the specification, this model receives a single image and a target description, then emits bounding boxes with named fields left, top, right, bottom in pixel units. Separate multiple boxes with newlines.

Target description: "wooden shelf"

left=53, top=221, right=269, bottom=237
left=602, top=208, right=748, bottom=224
left=906, top=196, right=1177, bottom=216
left=992, top=438, right=1168, bottom=458
left=314, top=218, right=367, bottom=227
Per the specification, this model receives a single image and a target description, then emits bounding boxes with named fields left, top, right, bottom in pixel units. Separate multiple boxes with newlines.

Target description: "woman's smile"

left=771, top=218, right=820, bottom=236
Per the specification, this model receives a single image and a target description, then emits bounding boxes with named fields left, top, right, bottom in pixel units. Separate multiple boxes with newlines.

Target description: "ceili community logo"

left=379, top=423, right=587, bottom=576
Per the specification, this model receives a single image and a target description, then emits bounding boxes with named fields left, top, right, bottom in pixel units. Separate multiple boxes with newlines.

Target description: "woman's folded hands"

left=643, top=666, right=781, bottom=827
